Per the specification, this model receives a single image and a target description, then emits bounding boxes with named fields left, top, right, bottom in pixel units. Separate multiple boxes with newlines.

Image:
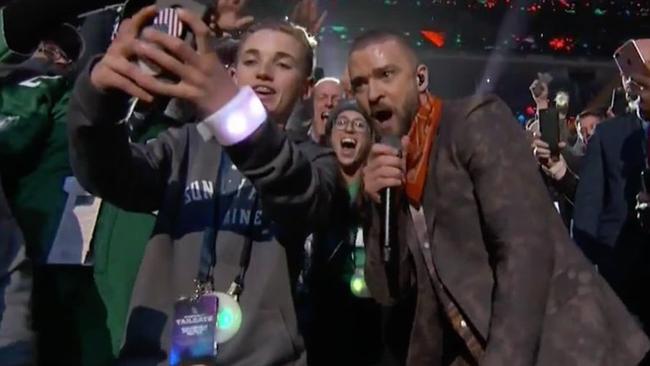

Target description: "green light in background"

left=331, top=25, right=347, bottom=33
left=350, top=270, right=370, bottom=298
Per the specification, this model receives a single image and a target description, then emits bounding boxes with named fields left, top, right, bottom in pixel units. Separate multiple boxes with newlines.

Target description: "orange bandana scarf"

left=405, top=93, right=443, bottom=207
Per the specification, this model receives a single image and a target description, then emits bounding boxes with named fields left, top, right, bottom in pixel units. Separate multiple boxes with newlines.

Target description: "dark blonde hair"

left=237, top=20, right=314, bottom=78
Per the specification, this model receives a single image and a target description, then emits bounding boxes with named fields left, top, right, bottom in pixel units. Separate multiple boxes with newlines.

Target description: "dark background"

left=246, top=0, right=649, bottom=118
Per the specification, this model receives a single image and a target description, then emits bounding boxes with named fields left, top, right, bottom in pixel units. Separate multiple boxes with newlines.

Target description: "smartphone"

left=539, top=108, right=560, bottom=156
left=137, top=0, right=212, bottom=80
left=614, top=39, right=650, bottom=78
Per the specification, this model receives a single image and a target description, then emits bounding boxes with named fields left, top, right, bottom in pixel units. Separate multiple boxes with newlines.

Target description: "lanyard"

left=195, top=158, right=259, bottom=300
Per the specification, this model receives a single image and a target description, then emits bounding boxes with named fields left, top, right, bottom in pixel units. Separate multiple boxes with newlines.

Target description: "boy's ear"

left=303, top=77, right=314, bottom=100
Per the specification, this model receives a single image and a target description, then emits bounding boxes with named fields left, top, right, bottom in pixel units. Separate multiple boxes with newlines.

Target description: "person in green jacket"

left=0, top=3, right=182, bottom=365
left=0, top=11, right=162, bottom=366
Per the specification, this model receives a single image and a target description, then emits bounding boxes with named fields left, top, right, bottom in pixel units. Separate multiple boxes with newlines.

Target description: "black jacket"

left=573, top=113, right=650, bottom=329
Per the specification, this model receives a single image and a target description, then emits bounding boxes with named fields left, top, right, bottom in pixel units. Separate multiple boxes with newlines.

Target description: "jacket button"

left=423, top=242, right=430, bottom=249
left=460, top=320, right=467, bottom=328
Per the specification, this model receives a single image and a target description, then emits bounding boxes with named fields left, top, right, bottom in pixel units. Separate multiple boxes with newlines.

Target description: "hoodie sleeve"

left=201, top=87, right=342, bottom=234
left=67, top=59, right=182, bottom=213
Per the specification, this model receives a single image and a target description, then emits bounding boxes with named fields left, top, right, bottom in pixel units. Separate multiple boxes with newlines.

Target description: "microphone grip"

left=379, top=134, right=402, bottom=264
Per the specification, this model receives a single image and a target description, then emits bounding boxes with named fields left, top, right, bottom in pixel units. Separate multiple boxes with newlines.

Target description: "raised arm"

left=67, top=7, right=180, bottom=212
left=222, top=116, right=342, bottom=232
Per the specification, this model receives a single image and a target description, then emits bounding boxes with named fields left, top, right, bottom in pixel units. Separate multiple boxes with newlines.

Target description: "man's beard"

left=400, top=94, right=421, bottom=135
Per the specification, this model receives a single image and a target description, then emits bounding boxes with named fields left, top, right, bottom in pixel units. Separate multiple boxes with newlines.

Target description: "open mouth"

left=252, top=85, right=276, bottom=96
left=321, top=111, right=330, bottom=121
left=340, top=137, right=358, bottom=152
left=372, top=109, right=393, bottom=123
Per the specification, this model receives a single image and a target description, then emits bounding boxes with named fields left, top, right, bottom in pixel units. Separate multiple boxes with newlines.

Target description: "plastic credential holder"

left=170, top=188, right=258, bottom=365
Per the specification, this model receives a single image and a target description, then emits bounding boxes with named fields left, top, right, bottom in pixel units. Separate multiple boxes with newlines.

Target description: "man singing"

left=67, top=7, right=340, bottom=365
left=349, top=30, right=649, bottom=365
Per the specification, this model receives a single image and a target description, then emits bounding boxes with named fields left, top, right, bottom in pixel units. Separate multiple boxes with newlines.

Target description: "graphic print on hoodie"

left=181, top=153, right=274, bottom=242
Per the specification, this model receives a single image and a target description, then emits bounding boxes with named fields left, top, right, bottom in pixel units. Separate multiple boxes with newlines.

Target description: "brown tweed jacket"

left=364, top=94, right=650, bottom=366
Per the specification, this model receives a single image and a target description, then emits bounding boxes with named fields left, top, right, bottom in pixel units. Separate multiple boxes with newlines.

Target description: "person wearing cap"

left=0, top=20, right=120, bottom=366
left=301, top=100, right=400, bottom=365
left=0, top=15, right=166, bottom=366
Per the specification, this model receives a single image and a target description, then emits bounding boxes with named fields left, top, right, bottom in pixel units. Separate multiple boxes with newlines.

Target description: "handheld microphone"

left=380, top=135, right=402, bottom=263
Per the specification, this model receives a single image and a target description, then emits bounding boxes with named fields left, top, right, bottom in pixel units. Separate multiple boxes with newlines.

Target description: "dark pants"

left=0, top=247, right=34, bottom=366
left=32, top=266, right=113, bottom=366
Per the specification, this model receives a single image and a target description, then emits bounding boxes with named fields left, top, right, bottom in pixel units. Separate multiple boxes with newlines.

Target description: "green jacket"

left=0, top=74, right=168, bottom=363
left=0, top=22, right=171, bottom=362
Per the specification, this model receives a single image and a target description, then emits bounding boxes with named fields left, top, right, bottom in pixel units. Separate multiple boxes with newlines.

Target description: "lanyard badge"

left=169, top=279, right=245, bottom=366
left=172, top=171, right=257, bottom=364
left=170, top=290, right=219, bottom=366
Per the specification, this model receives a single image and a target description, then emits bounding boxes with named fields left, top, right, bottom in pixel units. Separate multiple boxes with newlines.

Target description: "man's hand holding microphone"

left=363, top=135, right=409, bottom=264
left=362, top=136, right=409, bottom=204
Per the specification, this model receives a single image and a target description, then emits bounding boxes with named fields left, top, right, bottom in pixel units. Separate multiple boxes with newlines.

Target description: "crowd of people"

left=1, top=0, right=650, bottom=366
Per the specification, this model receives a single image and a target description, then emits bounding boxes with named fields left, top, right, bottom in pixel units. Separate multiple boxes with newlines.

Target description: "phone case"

left=539, top=109, right=560, bottom=156
left=614, top=39, right=650, bottom=77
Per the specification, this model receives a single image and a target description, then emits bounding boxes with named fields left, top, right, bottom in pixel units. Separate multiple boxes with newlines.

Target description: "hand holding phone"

left=137, top=0, right=212, bottom=82
left=614, top=40, right=650, bottom=79
left=133, top=5, right=238, bottom=117
left=539, top=108, right=560, bottom=157
left=530, top=72, right=552, bottom=99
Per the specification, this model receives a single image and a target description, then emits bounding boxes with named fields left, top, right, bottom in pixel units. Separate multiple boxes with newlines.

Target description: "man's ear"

left=303, top=77, right=314, bottom=100
left=416, top=64, right=429, bottom=92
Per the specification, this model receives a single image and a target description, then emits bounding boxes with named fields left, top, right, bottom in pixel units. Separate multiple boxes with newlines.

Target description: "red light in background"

left=525, top=105, right=536, bottom=116
left=421, top=30, right=446, bottom=48
left=549, top=36, right=575, bottom=52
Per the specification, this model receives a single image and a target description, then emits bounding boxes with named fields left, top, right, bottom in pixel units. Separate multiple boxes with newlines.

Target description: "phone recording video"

left=614, top=39, right=650, bottom=79
left=539, top=109, right=560, bottom=157
left=133, top=0, right=212, bottom=81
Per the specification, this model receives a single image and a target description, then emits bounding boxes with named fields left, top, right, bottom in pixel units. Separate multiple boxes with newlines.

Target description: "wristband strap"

left=197, top=86, right=267, bottom=146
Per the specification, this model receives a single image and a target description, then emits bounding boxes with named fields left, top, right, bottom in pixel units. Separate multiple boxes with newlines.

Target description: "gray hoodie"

left=67, top=63, right=342, bottom=366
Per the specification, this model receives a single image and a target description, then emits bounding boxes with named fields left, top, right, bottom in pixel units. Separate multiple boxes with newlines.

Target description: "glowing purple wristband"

left=197, top=86, right=267, bottom=146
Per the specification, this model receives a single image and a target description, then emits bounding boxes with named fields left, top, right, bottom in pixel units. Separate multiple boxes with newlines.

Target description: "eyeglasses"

left=37, top=43, right=71, bottom=65
left=334, top=118, right=369, bottom=132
